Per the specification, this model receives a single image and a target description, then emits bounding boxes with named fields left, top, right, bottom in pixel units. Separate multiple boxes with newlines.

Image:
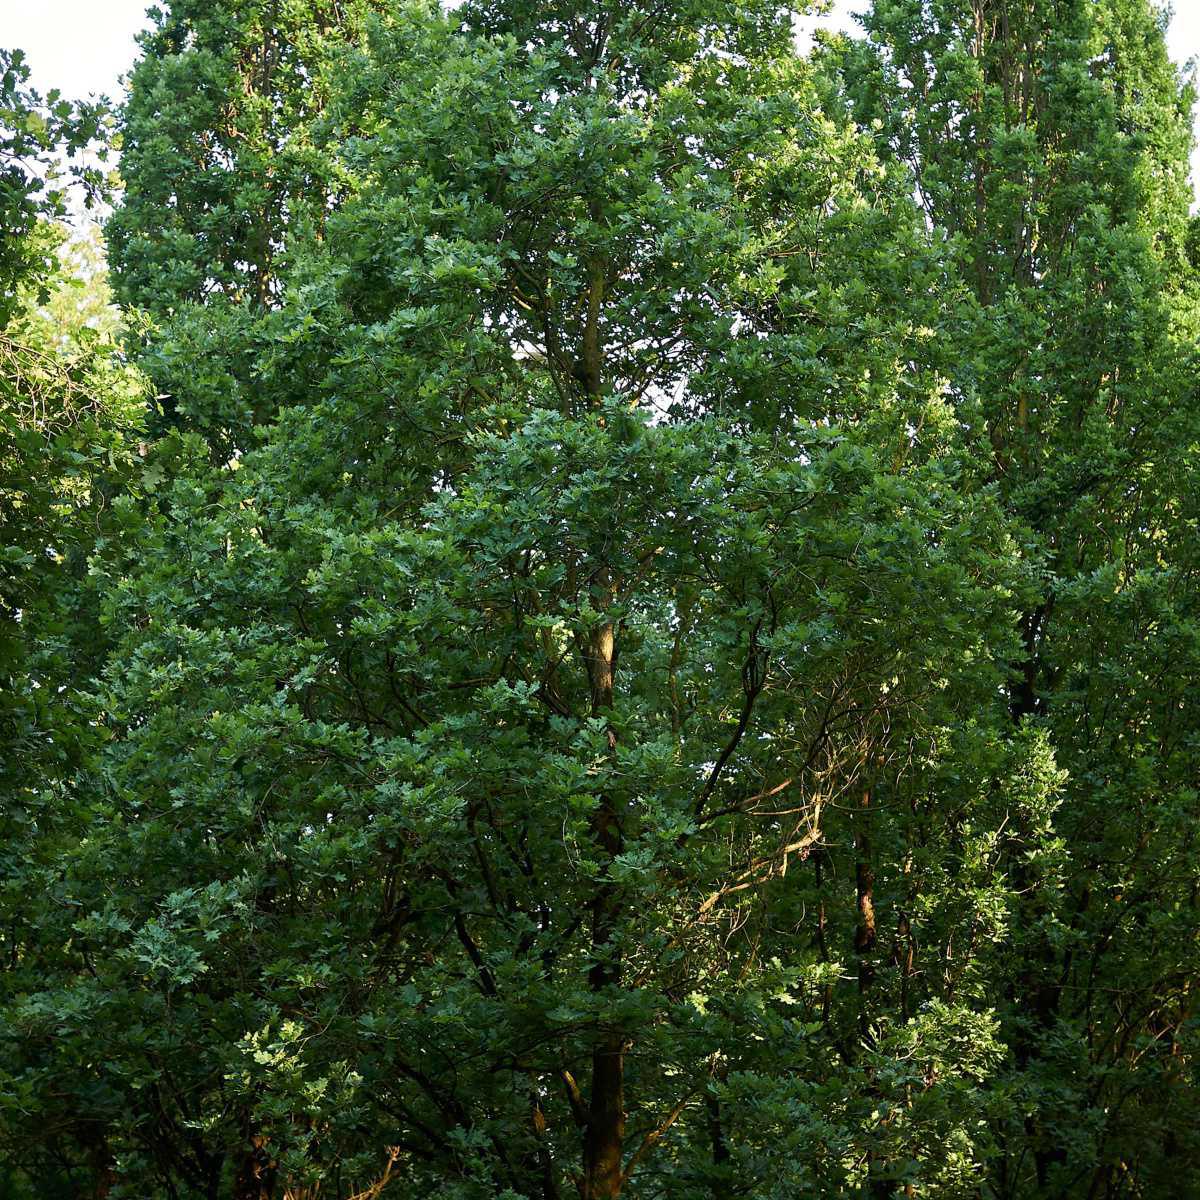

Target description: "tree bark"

left=855, top=789, right=878, bottom=1029
left=856, top=788, right=890, bottom=1200
left=233, top=1136, right=276, bottom=1200
left=581, top=597, right=626, bottom=1199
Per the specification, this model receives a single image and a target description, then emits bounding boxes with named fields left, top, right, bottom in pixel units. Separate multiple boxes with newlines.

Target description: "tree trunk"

left=580, top=603, right=626, bottom=1199
left=855, top=789, right=878, bottom=1032
left=233, top=1137, right=276, bottom=1200
left=856, top=788, right=890, bottom=1200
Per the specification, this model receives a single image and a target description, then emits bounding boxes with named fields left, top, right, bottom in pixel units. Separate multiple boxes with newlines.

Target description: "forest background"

left=5, top=1, right=1200, bottom=1199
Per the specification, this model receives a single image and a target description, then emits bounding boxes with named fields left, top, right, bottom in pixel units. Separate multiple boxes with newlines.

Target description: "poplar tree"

left=847, top=0, right=1200, bottom=1191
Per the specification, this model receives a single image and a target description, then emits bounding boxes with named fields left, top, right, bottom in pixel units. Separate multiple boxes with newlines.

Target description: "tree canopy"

left=2, top=2, right=1200, bottom=1198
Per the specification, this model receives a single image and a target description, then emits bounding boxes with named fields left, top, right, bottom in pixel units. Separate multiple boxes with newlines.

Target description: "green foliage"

left=105, top=0, right=387, bottom=458
left=0, top=231, right=146, bottom=1199
left=107, top=0, right=382, bottom=315
left=842, top=0, right=1200, bottom=1190
left=3, top=1, right=1200, bottom=1197
left=0, top=48, right=109, bottom=326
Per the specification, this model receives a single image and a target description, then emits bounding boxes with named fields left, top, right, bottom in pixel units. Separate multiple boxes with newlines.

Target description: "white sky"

left=2, top=0, right=1198, bottom=189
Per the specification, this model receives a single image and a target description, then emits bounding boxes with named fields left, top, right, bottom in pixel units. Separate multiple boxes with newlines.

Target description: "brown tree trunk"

left=855, top=789, right=878, bottom=1028
left=233, top=1136, right=276, bottom=1200
left=581, top=605, right=626, bottom=1199
left=582, top=1028, right=625, bottom=1199
left=856, top=788, right=890, bottom=1200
